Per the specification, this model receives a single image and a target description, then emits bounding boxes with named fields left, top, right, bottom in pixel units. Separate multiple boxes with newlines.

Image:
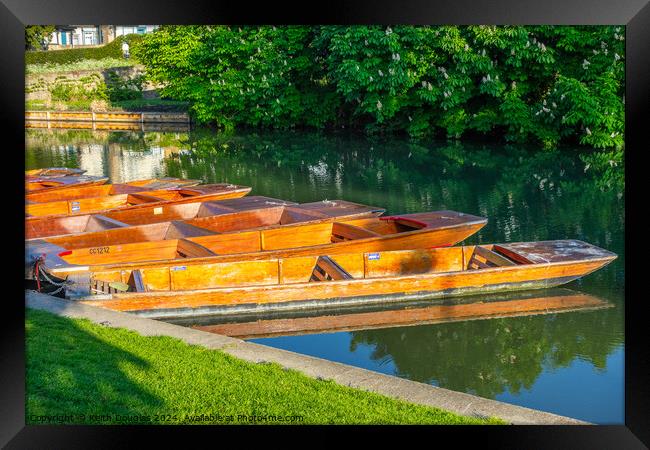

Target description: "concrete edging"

left=25, top=290, right=589, bottom=425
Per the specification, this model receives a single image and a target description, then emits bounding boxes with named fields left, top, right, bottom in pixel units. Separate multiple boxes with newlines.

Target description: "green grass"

left=25, top=98, right=189, bottom=113
left=112, top=99, right=190, bottom=112
left=25, top=100, right=49, bottom=110
left=26, top=308, right=504, bottom=425
left=26, top=99, right=96, bottom=111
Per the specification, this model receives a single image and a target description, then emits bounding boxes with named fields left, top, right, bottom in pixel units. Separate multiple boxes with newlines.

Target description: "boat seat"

left=128, top=269, right=147, bottom=292
left=310, top=256, right=353, bottom=281
left=331, top=222, right=381, bottom=242
left=467, top=246, right=517, bottom=270
left=85, top=215, right=131, bottom=232
left=280, top=207, right=328, bottom=225
left=126, top=193, right=166, bottom=205
left=176, top=239, right=218, bottom=258
left=165, top=221, right=218, bottom=239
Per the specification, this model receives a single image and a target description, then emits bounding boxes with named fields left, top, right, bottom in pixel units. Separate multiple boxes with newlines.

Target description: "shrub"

left=25, top=35, right=144, bottom=66
left=48, top=73, right=108, bottom=103
left=26, top=57, right=134, bottom=74
left=105, top=71, right=145, bottom=102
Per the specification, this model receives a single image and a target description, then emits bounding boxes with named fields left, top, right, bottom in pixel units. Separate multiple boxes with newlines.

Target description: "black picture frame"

left=4, top=0, right=646, bottom=446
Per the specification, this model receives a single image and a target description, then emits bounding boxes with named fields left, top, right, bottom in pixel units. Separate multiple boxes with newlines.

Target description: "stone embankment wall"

left=25, top=65, right=159, bottom=103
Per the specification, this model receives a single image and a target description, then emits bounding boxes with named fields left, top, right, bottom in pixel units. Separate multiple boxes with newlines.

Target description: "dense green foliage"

left=25, top=35, right=144, bottom=65
left=47, top=73, right=108, bottom=103
left=26, top=308, right=500, bottom=424
left=25, top=26, right=56, bottom=50
left=105, top=71, right=146, bottom=102
left=26, top=57, right=134, bottom=74
left=136, top=25, right=624, bottom=149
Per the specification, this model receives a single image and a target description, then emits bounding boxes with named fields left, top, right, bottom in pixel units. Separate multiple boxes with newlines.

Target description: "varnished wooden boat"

left=27, top=210, right=487, bottom=272
left=26, top=177, right=202, bottom=204
left=27, top=197, right=384, bottom=246
left=27, top=195, right=294, bottom=239
left=25, top=196, right=382, bottom=240
left=183, top=289, right=612, bottom=338
left=26, top=174, right=109, bottom=193
left=46, top=240, right=615, bottom=318
left=26, top=167, right=87, bottom=178
left=25, top=183, right=251, bottom=218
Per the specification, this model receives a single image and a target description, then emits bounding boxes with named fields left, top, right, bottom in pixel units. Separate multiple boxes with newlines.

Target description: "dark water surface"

left=25, top=128, right=625, bottom=424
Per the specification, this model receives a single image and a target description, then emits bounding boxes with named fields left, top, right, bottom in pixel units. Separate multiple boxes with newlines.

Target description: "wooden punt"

left=183, top=289, right=612, bottom=338
left=47, top=240, right=616, bottom=318
left=26, top=195, right=303, bottom=240
left=27, top=210, right=487, bottom=273
left=26, top=198, right=385, bottom=246
left=26, top=177, right=202, bottom=205
left=26, top=167, right=87, bottom=178
left=26, top=174, right=109, bottom=193
left=25, top=183, right=252, bottom=218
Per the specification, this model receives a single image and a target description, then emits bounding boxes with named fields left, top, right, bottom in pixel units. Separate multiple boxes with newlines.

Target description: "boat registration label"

left=89, top=246, right=110, bottom=255
left=171, top=266, right=186, bottom=271
left=154, top=207, right=163, bottom=215
left=71, top=201, right=80, bottom=212
left=368, top=253, right=381, bottom=261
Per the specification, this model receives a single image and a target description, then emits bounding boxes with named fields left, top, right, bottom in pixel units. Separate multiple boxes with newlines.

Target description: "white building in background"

left=47, top=25, right=159, bottom=49
left=115, top=25, right=158, bottom=37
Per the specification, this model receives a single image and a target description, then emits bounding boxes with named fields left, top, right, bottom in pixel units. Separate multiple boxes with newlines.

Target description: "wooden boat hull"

left=25, top=197, right=383, bottom=241
left=26, top=167, right=87, bottom=178
left=25, top=184, right=252, bottom=218
left=28, top=211, right=486, bottom=270
left=26, top=175, right=109, bottom=193
left=26, top=177, right=202, bottom=204
left=26, top=196, right=298, bottom=240
left=44, top=240, right=616, bottom=318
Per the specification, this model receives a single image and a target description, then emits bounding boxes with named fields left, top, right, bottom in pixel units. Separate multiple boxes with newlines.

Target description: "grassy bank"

left=26, top=57, right=136, bottom=74
left=26, top=98, right=190, bottom=113
left=26, top=308, right=502, bottom=425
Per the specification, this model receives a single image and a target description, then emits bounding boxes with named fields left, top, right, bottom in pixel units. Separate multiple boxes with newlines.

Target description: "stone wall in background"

left=25, top=65, right=159, bottom=105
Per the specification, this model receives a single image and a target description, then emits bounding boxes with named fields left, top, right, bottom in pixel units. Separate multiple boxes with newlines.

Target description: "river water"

left=25, top=127, right=625, bottom=424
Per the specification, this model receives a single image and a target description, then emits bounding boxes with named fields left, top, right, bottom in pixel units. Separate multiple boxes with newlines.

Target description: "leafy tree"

left=25, top=26, right=56, bottom=50
left=128, top=25, right=629, bottom=150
